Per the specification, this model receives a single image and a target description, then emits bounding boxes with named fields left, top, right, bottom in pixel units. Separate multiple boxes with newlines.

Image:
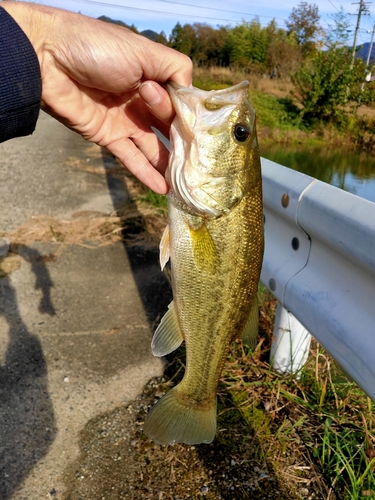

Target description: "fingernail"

left=139, top=82, right=161, bottom=106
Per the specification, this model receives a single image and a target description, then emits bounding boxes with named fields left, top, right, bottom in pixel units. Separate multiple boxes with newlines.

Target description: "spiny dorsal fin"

left=189, top=224, right=219, bottom=274
left=241, top=297, right=259, bottom=349
left=159, top=224, right=170, bottom=271
left=151, top=301, right=183, bottom=357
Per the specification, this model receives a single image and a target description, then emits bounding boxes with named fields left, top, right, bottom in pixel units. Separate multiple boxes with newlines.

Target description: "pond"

left=260, top=143, right=375, bottom=204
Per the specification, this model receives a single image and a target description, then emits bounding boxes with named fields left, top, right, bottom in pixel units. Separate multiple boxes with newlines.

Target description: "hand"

left=2, top=2, right=192, bottom=193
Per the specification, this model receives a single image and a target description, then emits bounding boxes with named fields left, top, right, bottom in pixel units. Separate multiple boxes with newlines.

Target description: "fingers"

left=139, top=81, right=175, bottom=127
left=107, top=137, right=169, bottom=195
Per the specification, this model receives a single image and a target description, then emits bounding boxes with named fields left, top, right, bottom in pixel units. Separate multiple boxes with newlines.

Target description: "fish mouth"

left=166, top=79, right=250, bottom=98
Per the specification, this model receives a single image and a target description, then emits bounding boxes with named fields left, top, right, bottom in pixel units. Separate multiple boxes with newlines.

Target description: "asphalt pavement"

left=0, top=112, right=167, bottom=499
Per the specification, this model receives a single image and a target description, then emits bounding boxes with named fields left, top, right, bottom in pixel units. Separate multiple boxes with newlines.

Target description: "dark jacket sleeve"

left=0, top=6, right=42, bottom=143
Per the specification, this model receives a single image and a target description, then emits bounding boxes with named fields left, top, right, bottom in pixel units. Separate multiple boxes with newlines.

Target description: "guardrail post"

left=270, top=303, right=312, bottom=376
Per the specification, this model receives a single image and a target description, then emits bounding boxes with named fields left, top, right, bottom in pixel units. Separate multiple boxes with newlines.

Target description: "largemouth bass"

left=143, top=81, right=264, bottom=445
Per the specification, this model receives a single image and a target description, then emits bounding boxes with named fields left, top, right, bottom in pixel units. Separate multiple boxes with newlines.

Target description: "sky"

left=26, top=0, right=375, bottom=45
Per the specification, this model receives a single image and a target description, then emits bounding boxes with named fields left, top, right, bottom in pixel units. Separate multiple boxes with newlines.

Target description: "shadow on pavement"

left=101, top=148, right=172, bottom=328
left=0, top=246, right=57, bottom=499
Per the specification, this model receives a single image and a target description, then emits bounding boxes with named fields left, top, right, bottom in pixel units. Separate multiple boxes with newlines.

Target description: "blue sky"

left=32, top=0, right=375, bottom=45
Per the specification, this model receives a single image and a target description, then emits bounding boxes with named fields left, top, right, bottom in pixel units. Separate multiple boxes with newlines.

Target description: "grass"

left=215, top=286, right=375, bottom=499
left=137, top=189, right=168, bottom=215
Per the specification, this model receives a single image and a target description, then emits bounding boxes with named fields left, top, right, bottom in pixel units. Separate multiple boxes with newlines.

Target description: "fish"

left=143, top=80, right=264, bottom=446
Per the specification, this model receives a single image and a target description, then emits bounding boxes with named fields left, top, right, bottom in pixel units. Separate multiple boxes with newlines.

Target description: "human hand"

left=2, top=2, right=192, bottom=193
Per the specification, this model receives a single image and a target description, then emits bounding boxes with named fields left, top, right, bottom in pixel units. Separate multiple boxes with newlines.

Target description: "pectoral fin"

left=189, top=224, right=219, bottom=274
left=159, top=224, right=171, bottom=271
left=241, top=298, right=259, bottom=349
left=151, top=301, right=184, bottom=357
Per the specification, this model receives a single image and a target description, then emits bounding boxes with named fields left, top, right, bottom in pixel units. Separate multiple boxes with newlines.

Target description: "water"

left=261, top=144, right=375, bottom=204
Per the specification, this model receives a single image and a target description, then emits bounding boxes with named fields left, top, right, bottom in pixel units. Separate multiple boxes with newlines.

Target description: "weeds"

left=137, top=189, right=167, bottom=215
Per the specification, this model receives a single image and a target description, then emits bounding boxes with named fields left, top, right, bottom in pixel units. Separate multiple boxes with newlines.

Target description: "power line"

left=72, top=0, right=288, bottom=24
left=69, top=0, right=277, bottom=25
left=327, top=0, right=342, bottom=12
left=156, top=0, right=286, bottom=22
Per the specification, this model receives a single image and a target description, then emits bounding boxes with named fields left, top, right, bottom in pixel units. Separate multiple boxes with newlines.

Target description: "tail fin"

left=143, top=386, right=217, bottom=446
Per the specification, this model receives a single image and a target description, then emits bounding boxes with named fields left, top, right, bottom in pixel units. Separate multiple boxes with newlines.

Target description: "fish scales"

left=144, top=80, right=264, bottom=446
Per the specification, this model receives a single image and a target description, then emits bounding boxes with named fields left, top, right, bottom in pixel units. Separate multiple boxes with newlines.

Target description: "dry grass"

left=193, top=66, right=294, bottom=97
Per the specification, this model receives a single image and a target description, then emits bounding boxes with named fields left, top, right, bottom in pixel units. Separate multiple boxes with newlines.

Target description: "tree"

left=325, top=7, right=352, bottom=48
left=267, top=38, right=303, bottom=79
left=292, top=46, right=370, bottom=122
left=169, top=22, right=194, bottom=56
left=189, top=24, right=227, bottom=66
left=285, top=2, right=323, bottom=57
left=223, top=20, right=277, bottom=68
left=155, top=31, right=168, bottom=45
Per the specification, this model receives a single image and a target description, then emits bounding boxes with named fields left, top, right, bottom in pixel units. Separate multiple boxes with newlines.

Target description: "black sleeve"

left=0, top=6, right=42, bottom=143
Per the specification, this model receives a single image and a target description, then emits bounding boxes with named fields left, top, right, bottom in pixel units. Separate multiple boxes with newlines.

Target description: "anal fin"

left=152, top=301, right=183, bottom=357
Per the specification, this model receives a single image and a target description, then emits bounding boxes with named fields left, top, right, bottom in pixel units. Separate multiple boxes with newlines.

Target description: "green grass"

left=217, top=287, right=375, bottom=498
left=138, top=189, right=168, bottom=214
left=248, top=91, right=302, bottom=131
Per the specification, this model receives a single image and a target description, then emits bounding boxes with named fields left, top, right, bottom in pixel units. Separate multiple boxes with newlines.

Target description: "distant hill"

left=140, top=29, right=159, bottom=41
left=356, top=42, right=375, bottom=63
left=97, top=15, right=138, bottom=33
left=97, top=16, right=162, bottom=41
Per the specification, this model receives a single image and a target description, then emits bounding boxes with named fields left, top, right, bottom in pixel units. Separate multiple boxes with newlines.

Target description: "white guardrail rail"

left=261, top=158, right=375, bottom=401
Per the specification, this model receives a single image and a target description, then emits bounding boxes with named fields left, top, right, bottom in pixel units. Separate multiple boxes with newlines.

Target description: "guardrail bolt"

left=281, top=193, right=289, bottom=208
left=291, top=237, right=299, bottom=250
left=269, top=278, right=276, bottom=291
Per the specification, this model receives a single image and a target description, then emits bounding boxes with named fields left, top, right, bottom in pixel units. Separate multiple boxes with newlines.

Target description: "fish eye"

left=233, top=123, right=250, bottom=142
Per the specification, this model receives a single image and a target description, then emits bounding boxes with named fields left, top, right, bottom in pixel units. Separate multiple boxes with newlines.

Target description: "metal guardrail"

left=261, top=158, right=375, bottom=401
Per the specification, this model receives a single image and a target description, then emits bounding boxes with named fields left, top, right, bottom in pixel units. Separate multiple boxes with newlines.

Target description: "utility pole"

left=359, top=23, right=375, bottom=94
left=351, top=0, right=372, bottom=69
left=365, top=23, right=375, bottom=66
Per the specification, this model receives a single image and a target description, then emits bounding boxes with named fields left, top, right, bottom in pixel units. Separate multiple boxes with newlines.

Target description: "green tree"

left=155, top=31, right=168, bottom=45
left=190, top=24, right=227, bottom=65
left=223, top=19, right=276, bottom=68
left=292, top=46, right=370, bottom=122
left=169, top=22, right=194, bottom=56
left=326, top=7, right=352, bottom=48
left=267, top=38, right=303, bottom=79
left=285, top=2, right=323, bottom=57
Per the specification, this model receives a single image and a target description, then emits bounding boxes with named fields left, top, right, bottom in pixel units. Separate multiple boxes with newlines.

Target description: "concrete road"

left=0, top=113, right=168, bottom=499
